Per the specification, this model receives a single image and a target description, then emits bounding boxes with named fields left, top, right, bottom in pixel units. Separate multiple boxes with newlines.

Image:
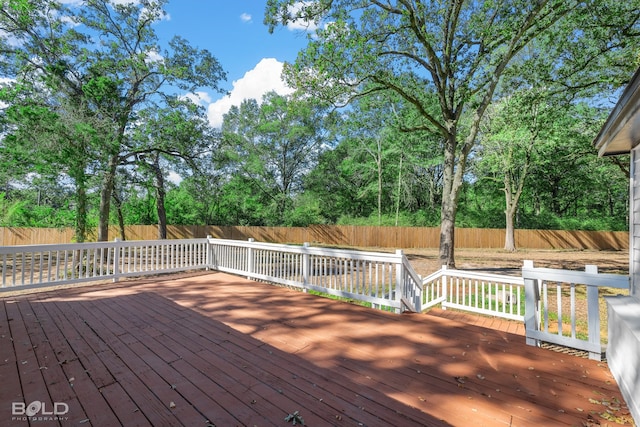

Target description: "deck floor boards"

left=0, top=271, right=634, bottom=427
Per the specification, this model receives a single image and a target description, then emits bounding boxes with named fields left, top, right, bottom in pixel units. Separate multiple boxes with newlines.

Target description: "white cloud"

left=59, top=0, right=141, bottom=5
left=181, top=91, right=212, bottom=107
left=286, top=1, right=319, bottom=32
left=144, top=49, right=164, bottom=64
left=206, top=58, right=294, bottom=128
left=167, top=171, right=182, bottom=185
left=240, top=13, right=252, bottom=23
left=59, top=0, right=170, bottom=22
left=58, top=0, right=85, bottom=5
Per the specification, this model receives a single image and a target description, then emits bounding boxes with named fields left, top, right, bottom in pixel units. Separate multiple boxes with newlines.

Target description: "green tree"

left=0, top=0, right=226, bottom=241
left=334, top=92, right=443, bottom=226
left=222, top=92, right=334, bottom=225
left=0, top=85, right=102, bottom=241
left=340, top=94, right=401, bottom=225
left=265, top=0, right=640, bottom=266
left=127, top=100, right=216, bottom=238
left=477, top=88, right=554, bottom=251
left=522, top=104, right=628, bottom=230
left=304, top=140, right=373, bottom=222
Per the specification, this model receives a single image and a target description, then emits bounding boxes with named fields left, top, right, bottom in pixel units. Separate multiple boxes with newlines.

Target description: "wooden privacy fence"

left=0, top=225, right=629, bottom=250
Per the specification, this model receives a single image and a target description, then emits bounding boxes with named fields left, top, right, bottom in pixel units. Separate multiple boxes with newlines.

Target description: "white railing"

left=522, top=261, right=630, bottom=360
left=0, top=237, right=423, bottom=313
left=4, top=236, right=628, bottom=360
left=421, top=266, right=525, bottom=321
left=0, top=239, right=209, bottom=291
left=208, top=238, right=422, bottom=312
left=399, top=255, right=423, bottom=312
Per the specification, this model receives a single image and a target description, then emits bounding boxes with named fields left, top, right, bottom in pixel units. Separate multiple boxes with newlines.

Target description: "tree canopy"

left=264, top=0, right=640, bottom=265
left=0, top=0, right=636, bottom=254
left=0, top=0, right=225, bottom=241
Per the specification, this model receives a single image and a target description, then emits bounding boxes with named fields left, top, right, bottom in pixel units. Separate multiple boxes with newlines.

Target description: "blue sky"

left=154, top=1, right=312, bottom=127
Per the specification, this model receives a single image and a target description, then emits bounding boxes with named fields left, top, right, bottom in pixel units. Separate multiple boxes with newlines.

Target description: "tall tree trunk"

left=377, top=157, right=382, bottom=226
left=154, top=156, right=167, bottom=240
left=439, top=134, right=459, bottom=268
left=98, top=155, right=118, bottom=242
left=504, top=169, right=517, bottom=252
left=69, top=149, right=88, bottom=243
left=395, top=154, right=403, bottom=226
left=156, top=186, right=167, bottom=239
left=439, top=129, right=472, bottom=267
left=74, top=172, right=87, bottom=243
left=503, top=142, right=533, bottom=252
left=112, top=191, right=126, bottom=241
left=504, top=206, right=517, bottom=252
left=439, top=206, right=456, bottom=268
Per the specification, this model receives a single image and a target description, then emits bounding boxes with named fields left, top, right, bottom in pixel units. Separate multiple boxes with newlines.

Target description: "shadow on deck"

left=0, top=272, right=634, bottom=426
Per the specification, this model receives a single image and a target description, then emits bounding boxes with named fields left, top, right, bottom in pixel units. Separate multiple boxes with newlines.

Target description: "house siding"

left=633, top=148, right=640, bottom=297
left=606, top=147, right=640, bottom=425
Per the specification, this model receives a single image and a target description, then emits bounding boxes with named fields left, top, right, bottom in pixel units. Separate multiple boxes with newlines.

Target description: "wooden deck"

left=0, top=272, right=634, bottom=427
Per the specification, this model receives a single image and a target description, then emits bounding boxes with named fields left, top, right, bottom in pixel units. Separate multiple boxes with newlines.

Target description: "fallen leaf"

left=455, top=376, right=468, bottom=384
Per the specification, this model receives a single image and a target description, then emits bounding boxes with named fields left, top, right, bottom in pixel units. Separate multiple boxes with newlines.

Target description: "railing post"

left=585, top=264, right=602, bottom=360
left=396, top=249, right=404, bottom=313
left=113, top=238, right=120, bottom=283
left=302, top=242, right=310, bottom=292
left=247, top=238, right=255, bottom=280
left=441, top=265, right=448, bottom=310
left=205, top=235, right=212, bottom=270
left=523, top=260, right=539, bottom=347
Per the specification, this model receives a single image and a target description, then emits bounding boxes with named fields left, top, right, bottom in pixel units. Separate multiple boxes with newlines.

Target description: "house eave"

left=594, top=67, right=640, bottom=157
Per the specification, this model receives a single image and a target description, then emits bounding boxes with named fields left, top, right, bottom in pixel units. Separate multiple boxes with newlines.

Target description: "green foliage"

left=164, top=185, right=204, bottom=226
left=337, top=211, right=440, bottom=227
left=0, top=0, right=227, bottom=241
left=265, top=0, right=640, bottom=264
left=285, top=194, right=326, bottom=227
left=0, top=192, right=77, bottom=228
left=0, top=0, right=635, bottom=242
left=221, top=92, right=335, bottom=225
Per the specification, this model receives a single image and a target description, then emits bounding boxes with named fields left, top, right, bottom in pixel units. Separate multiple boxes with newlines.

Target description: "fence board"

left=0, top=225, right=629, bottom=250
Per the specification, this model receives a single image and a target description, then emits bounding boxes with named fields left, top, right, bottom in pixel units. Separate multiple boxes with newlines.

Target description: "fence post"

left=523, top=260, right=539, bottom=346
left=113, top=238, right=120, bottom=283
left=585, top=264, right=602, bottom=360
left=247, top=238, right=255, bottom=280
left=302, top=242, right=310, bottom=292
left=396, top=249, right=404, bottom=313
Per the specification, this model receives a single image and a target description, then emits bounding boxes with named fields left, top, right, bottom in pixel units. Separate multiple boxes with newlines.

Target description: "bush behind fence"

left=0, top=225, right=628, bottom=251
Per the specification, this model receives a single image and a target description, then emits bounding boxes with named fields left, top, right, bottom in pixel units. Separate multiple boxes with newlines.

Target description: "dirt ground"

left=398, top=247, right=630, bottom=346
left=400, top=247, right=629, bottom=277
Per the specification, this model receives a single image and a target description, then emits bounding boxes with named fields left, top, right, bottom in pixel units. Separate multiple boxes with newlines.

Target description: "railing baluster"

left=2, top=254, right=7, bottom=287
left=13, top=253, right=17, bottom=285
left=556, top=282, right=563, bottom=336
left=29, top=252, right=35, bottom=284
left=570, top=283, right=577, bottom=339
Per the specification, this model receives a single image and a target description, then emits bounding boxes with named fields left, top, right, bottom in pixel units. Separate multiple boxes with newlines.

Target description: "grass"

left=447, top=289, right=526, bottom=316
